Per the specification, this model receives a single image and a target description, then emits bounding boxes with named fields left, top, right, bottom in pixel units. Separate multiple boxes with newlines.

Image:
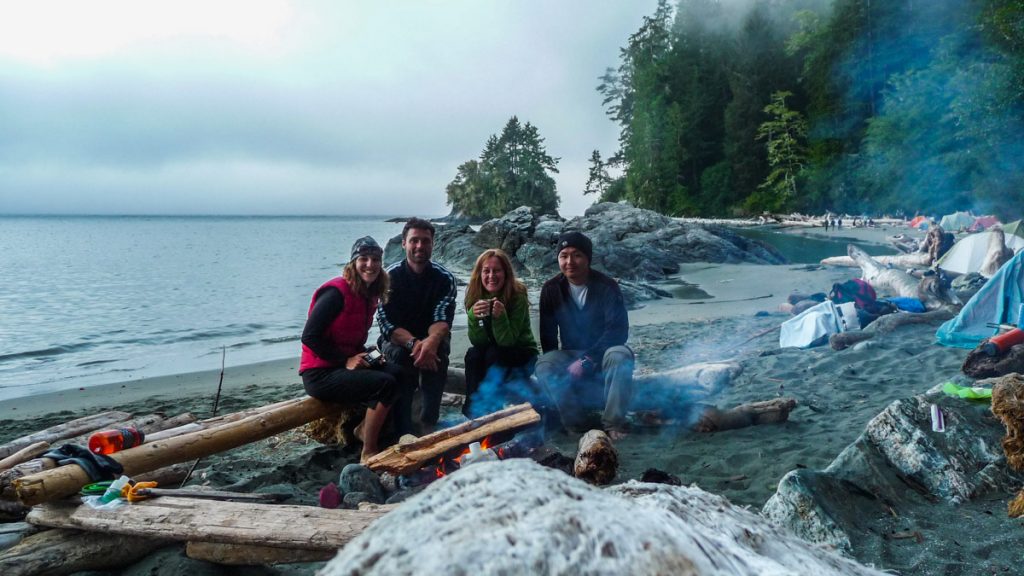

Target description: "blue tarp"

left=936, top=252, right=1024, bottom=348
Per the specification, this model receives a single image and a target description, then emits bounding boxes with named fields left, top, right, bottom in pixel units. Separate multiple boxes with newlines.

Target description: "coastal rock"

left=321, top=459, right=883, bottom=575
left=471, top=205, right=539, bottom=257
left=339, top=464, right=385, bottom=504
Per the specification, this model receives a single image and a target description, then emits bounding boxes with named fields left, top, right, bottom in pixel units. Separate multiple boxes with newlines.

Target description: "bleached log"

left=14, top=397, right=336, bottom=506
left=829, top=307, right=956, bottom=350
left=632, top=363, right=742, bottom=409
left=186, top=541, right=335, bottom=565
left=573, top=430, right=618, bottom=485
left=820, top=252, right=932, bottom=268
left=62, top=412, right=196, bottom=447
left=28, top=497, right=388, bottom=551
left=365, top=403, right=541, bottom=476
left=980, top=227, right=1014, bottom=278
left=0, top=528, right=171, bottom=576
left=694, top=398, right=798, bottom=432
left=0, top=411, right=132, bottom=461
left=847, top=245, right=921, bottom=298
left=0, top=443, right=49, bottom=472
left=145, top=398, right=303, bottom=442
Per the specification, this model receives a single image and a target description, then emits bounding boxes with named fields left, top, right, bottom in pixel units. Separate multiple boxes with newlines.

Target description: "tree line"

left=448, top=0, right=1024, bottom=220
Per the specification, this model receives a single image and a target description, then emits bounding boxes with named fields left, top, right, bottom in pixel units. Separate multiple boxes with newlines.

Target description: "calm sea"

left=0, top=215, right=410, bottom=402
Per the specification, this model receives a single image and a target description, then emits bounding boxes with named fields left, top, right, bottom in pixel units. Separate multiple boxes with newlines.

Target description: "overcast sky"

left=0, top=1, right=658, bottom=217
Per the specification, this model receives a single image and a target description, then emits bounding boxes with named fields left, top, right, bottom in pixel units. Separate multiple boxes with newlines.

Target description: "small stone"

left=339, top=463, right=385, bottom=504
left=342, top=491, right=372, bottom=508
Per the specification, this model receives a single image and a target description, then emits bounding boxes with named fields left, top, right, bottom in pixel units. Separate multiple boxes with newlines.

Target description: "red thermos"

left=981, top=328, right=1024, bottom=356
left=88, top=427, right=145, bottom=454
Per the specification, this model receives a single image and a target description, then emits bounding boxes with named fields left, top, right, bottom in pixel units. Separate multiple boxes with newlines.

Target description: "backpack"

left=829, top=278, right=877, bottom=309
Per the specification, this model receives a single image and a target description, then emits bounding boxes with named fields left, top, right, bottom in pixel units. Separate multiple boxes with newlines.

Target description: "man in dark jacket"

left=536, top=231, right=634, bottom=438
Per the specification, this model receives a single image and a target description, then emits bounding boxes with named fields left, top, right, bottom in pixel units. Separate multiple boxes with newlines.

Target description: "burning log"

left=27, top=497, right=388, bottom=551
left=0, top=411, right=132, bottom=461
left=573, top=430, right=618, bottom=485
left=364, top=403, right=541, bottom=476
left=14, top=397, right=336, bottom=506
left=186, top=542, right=335, bottom=565
left=693, top=398, right=797, bottom=432
left=0, top=528, right=171, bottom=576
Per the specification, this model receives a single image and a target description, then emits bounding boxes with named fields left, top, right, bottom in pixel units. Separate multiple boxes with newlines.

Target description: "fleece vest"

left=299, top=277, right=378, bottom=371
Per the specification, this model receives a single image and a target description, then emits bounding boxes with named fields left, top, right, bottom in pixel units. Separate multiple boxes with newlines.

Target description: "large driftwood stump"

left=694, top=398, right=797, bottom=432
left=573, top=430, right=618, bottom=485
left=829, top=307, right=955, bottom=350
left=991, top=374, right=1024, bottom=472
left=0, top=528, right=171, bottom=576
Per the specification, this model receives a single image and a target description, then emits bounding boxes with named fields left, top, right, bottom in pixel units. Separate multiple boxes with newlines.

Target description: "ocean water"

left=0, top=215, right=409, bottom=402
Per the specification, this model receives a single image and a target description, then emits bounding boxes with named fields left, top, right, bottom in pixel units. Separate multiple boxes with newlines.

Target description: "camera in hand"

left=365, top=347, right=384, bottom=367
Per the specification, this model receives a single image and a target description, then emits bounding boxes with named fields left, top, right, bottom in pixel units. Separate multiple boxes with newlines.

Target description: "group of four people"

left=299, top=218, right=634, bottom=462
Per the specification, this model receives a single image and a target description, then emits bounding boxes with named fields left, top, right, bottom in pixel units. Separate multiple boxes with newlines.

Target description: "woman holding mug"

left=463, top=249, right=538, bottom=417
left=300, top=236, right=400, bottom=462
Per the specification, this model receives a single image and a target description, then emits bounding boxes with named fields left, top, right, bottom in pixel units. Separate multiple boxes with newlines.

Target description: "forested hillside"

left=591, top=0, right=1024, bottom=219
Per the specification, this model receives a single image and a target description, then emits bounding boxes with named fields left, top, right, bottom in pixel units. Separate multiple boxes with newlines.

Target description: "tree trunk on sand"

left=829, top=308, right=955, bottom=351
left=847, top=244, right=958, bottom=310
left=364, top=403, right=541, bottom=476
left=573, top=430, right=618, bottom=486
left=145, top=398, right=303, bottom=442
left=27, top=497, right=387, bottom=551
left=693, top=398, right=797, bottom=432
left=631, top=363, right=742, bottom=409
left=980, top=227, right=1013, bottom=278
left=0, top=443, right=49, bottom=472
left=0, top=411, right=132, bottom=461
left=14, top=397, right=337, bottom=506
left=820, top=252, right=932, bottom=269
left=186, top=542, right=335, bottom=565
left=0, top=528, right=171, bottom=576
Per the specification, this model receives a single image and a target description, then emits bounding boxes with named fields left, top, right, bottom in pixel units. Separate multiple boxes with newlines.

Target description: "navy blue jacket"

left=539, top=269, right=628, bottom=360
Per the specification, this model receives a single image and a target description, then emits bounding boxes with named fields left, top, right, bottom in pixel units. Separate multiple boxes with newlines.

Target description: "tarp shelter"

left=939, top=211, right=975, bottom=231
left=908, top=215, right=927, bottom=228
left=936, top=230, right=1024, bottom=276
left=970, top=215, right=1001, bottom=231
left=1003, top=219, right=1024, bottom=238
left=936, top=251, right=1024, bottom=348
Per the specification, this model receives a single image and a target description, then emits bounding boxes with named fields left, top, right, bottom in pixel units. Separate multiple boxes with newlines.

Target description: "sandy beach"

left=4, top=221, right=1001, bottom=575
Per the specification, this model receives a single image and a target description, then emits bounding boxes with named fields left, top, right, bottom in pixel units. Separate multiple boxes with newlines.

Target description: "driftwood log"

left=27, top=497, right=388, bottom=551
left=0, top=443, right=49, bottom=472
left=14, top=397, right=336, bottom=506
left=980, top=227, right=1014, bottom=278
left=829, top=307, right=956, bottom=350
left=186, top=541, right=335, bottom=565
left=846, top=244, right=958, bottom=310
left=365, top=403, right=541, bottom=476
left=0, top=411, right=131, bottom=461
left=694, top=397, right=797, bottom=432
left=820, top=252, right=933, bottom=269
left=573, top=430, right=618, bottom=486
left=0, top=528, right=171, bottom=576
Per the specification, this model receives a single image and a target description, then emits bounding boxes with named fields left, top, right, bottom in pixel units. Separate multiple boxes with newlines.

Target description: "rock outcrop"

left=321, top=459, right=883, bottom=575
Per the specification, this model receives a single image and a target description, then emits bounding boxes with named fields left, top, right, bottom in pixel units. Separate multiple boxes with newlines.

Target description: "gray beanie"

left=350, top=236, right=382, bottom=261
left=556, top=231, right=592, bottom=261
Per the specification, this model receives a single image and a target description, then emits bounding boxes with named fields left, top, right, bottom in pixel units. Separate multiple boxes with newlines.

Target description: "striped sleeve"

left=432, top=263, right=457, bottom=326
left=375, top=262, right=402, bottom=340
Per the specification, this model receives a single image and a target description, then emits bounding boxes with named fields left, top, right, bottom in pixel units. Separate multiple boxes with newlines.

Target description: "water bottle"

left=459, top=441, right=498, bottom=467
left=89, top=427, right=145, bottom=454
left=100, top=475, right=131, bottom=503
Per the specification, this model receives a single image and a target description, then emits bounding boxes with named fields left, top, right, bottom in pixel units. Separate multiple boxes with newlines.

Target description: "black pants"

left=463, top=345, right=538, bottom=418
left=381, top=338, right=451, bottom=435
left=301, top=363, right=402, bottom=408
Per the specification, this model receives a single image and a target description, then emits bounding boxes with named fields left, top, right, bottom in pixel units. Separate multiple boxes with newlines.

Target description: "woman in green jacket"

left=463, top=249, right=538, bottom=417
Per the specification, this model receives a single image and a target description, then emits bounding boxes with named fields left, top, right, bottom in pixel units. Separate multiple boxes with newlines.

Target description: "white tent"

left=936, top=230, right=1024, bottom=276
left=939, top=211, right=975, bottom=231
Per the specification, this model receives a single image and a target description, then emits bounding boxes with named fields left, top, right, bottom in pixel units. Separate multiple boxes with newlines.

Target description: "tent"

left=939, top=211, right=975, bottom=231
left=908, top=215, right=927, bottom=228
left=970, top=215, right=1001, bottom=232
left=936, top=230, right=1024, bottom=276
left=1003, top=219, right=1024, bottom=238
left=936, top=251, right=1024, bottom=348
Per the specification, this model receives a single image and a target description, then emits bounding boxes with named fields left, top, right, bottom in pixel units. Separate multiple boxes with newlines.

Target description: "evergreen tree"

left=748, top=91, right=807, bottom=212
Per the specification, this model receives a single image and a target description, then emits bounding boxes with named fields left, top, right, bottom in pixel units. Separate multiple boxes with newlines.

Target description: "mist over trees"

left=595, top=0, right=1024, bottom=219
left=445, top=116, right=560, bottom=219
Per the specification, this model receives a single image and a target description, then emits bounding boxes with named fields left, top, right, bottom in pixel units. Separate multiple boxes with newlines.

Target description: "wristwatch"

left=404, top=338, right=417, bottom=351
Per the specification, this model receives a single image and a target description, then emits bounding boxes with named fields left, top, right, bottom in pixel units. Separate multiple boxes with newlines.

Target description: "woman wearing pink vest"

left=300, top=236, right=399, bottom=462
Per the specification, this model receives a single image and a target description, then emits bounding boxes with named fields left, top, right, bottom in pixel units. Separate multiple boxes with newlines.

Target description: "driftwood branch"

left=27, top=497, right=387, bottom=551
left=0, top=443, right=50, bottom=472
left=0, top=411, right=131, bottom=461
left=694, top=398, right=797, bottom=432
left=821, top=252, right=932, bottom=268
left=829, top=308, right=956, bottom=350
left=365, top=403, right=541, bottom=476
left=573, top=430, right=618, bottom=485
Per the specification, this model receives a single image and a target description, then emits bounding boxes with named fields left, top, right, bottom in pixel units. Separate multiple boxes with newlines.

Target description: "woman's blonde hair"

left=464, top=249, right=524, bottom=309
left=343, top=257, right=389, bottom=303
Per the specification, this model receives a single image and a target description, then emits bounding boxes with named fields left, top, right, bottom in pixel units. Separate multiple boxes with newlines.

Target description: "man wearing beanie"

left=536, top=231, right=634, bottom=439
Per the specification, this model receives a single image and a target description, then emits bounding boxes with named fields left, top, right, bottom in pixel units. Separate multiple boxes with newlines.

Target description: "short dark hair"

left=403, top=217, right=435, bottom=239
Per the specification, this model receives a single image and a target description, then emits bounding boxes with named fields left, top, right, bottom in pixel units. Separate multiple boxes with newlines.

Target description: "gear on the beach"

left=43, top=443, right=124, bottom=481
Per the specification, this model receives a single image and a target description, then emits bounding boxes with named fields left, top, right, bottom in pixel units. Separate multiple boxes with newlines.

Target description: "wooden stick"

left=0, top=411, right=132, bottom=461
left=14, top=397, right=336, bottom=506
left=0, top=443, right=49, bottom=472
left=186, top=541, right=335, bottom=565
left=694, top=398, right=797, bottom=432
left=0, top=528, right=171, bottom=576
left=28, top=497, right=388, bottom=551
left=365, top=404, right=541, bottom=475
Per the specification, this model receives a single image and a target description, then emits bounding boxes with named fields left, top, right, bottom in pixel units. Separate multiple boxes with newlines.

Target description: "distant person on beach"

left=299, top=236, right=399, bottom=462
left=377, top=218, right=457, bottom=435
left=535, top=231, right=634, bottom=440
left=463, top=248, right=539, bottom=418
